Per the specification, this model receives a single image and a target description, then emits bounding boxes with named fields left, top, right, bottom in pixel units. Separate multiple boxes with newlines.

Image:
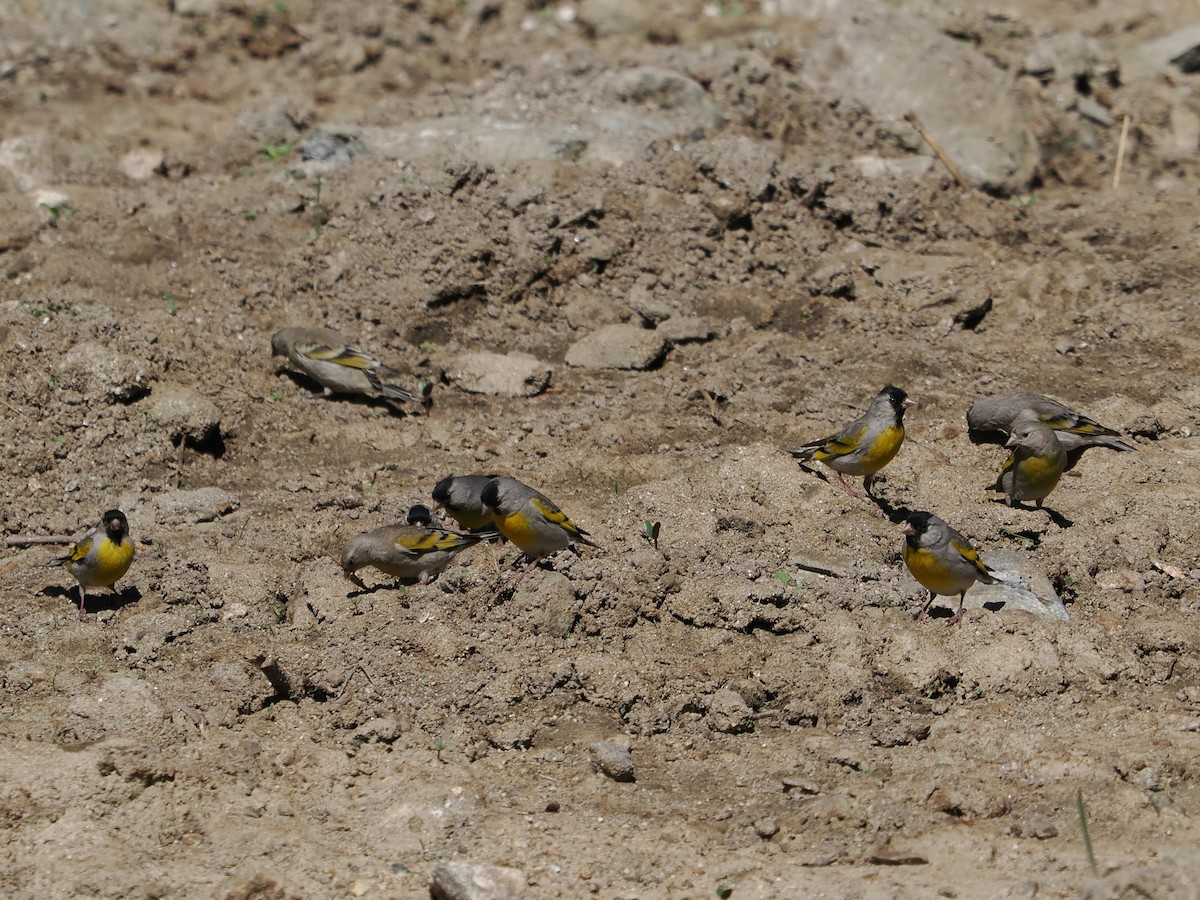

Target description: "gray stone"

left=119, top=147, right=163, bottom=181
left=58, top=343, right=153, bottom=403
left=429, top=862, right=526, bottom=900
left=134, top=487, right=238, bottom=526
left=300, top=130, right=366, bottom=168
left=963, top=549, right=1070, bottom=621
left=800, top=0, right=1037, bottom=194
left=145, top=384, right=221, bottom=446
left=1121, top=24, right=1200, bottom=82
left=525, top=571, right=577, bottom=638
left=627, top=288, right=672, bottom=325
left=446, top=351, right=551, bottom=397
left=657, top=316, right=713, bottom=344
left=565, top=324, right=666, bottom=370
left=708, top=688, right=753, bottom=734
left=589, top=740, right=635, bottom=782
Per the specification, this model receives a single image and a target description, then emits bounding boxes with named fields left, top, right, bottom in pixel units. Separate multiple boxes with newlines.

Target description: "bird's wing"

left=297, top=341, right=380, bottom=371
left=951, top=539, right=995, bottom=580
left=529, top=497, right=599, bottom=547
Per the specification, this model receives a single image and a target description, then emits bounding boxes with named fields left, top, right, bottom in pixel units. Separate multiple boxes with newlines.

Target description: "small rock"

left=657, top=316, right=713, bottom=344
left=135, top=487, right=238, bottom=526
left=707, top=688, right=753, bottom=734
left=589, top=740, right=635, bottom=782
left=525, top=571, right=577, bottom=638
left=1096, top=570, right=1145, bottom=593
left=300, top=130, right=366, bottom=168
left=144, top=384, right=221, bottom=447
left=350, top=717, right=401, bottom=747
left=58, top=343, right=153, bottom=403
left=627, top=288, right=672, bottom=325
left=429, top=861, right=527, bottom=900
left=119, top=148, right=164, bottom=181
left=754, top=818, right=779, bottom=839
left=565, top=324, right=666, bottom=370
left=487, top=721, right=534, bottom=750
left=446, top=351, right=551, bottom=397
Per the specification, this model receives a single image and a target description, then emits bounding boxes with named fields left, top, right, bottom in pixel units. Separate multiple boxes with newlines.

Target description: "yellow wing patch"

left=530, top=497, right=577, bottom=532
left=300, top=344, right=377, bottom=370
left=812, top=424, right=866, bottom=461
left=951, top=539, right=992, bottom=579
left=68, top=538, right=93, bottom=564
left=394, top=530, right=474, bottom=556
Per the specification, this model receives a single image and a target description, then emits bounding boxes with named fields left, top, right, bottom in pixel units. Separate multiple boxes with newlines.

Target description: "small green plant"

left=273, top=606, right=286, bottom=624
left=267, top=390, right=284, bottom=403
left=260, top=143, right=292, bottom=162
left=434, top=739, right=445, bottom=761
left=773, top=570, right=793, bottom=585
left=242, top=209, right=258, bottom=220
left=419, top=340, right=433, bottom=351
left=54, top=434, right=65, bottom=446
left=716, top=887, right=733, bottom=899
left=1077, top=790, right=1098, bottom=875
left=39, top=201, right=72, bottom=220
left=274, top=0, right=290, bottom=10
left=234, top=168, right=255, bottom=181
left=642, top=520, right=661, bottom=550
left=164, top=290, right=177, bottom=316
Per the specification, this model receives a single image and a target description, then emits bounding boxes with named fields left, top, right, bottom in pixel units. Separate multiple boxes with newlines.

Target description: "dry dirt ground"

left=2, top=0, right=1200, bottom=897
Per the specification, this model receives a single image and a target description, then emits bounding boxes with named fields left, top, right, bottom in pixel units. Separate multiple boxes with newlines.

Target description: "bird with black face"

left=967, top=392, right=1134, bottom=472
left=51, top=509, right=135, bottom=619
left=479, top=476, right=598, bottom=571
left=432, top=474, right=502, bottom=533
left=791, top=385, right=914, bottom=499
left=901, top=511, right=999, bottom=624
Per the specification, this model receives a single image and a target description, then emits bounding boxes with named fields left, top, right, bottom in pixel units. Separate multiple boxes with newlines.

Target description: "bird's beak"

left=900, top=523, right=916, bottom=536
left=903, top=398, right=915, bottom=409
left=1004, top=435, right=1018, bottom=449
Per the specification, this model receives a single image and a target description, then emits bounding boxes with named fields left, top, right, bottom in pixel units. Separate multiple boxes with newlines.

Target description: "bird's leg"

left=837, top=473, right=866, bottom=500
left=77, top=585, right=88, bottom=620
left=914, top=591, right=935, bottom=622
left=950, top=592, right=966, bottom=625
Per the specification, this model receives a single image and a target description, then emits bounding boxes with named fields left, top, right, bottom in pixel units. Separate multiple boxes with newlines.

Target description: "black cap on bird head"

left=404, top=504, right=435, bottom=527
left=901, top=510, right=933, bottom=539
left=880, top=385, right=912, bottom=409
left=431, top=476, right=454, bottom=505
left=103, top=509, right=129, bottom=537
left=479, top=478, right=501, bottom=511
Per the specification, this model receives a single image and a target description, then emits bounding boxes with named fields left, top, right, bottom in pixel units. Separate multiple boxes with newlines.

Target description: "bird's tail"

left=366, top=370, right=422, bottom=404
left=789, top=444, right=820, bottom=461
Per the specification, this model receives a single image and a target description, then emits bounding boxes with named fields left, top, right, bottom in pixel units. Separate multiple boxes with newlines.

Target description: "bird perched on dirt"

left=340, top=522, right=484, bottom=588
left=51, top=509, right=134, bottom=619
left=791, top=385, right=914, bottom=498
left=989, top=413, right=1068, bottom=508
left=902, top=511, right=999, bottom=624
left=432, top=474, right=502, bottom=532
left=271, top=326, right=431, bottom=407
left=967, top=392, right=1134, bottom=472
left=403, top=504, right=442, bottom=528
left=479, top=476, right=599, bottom=570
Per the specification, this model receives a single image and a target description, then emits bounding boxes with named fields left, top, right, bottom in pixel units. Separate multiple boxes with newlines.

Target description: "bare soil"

left=2, top=1, right=1199, bottom=897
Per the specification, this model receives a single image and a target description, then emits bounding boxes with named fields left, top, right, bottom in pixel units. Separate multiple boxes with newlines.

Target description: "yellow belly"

left=854, top=425, right=904, bottom=475
left=495, top=511, right=540, bottom=554
left=903, top=546, right=971, bottom=596
left=82, top=538, right=135, bottom=587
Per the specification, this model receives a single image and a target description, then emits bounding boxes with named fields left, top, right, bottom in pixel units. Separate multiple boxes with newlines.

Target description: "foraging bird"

left=791, top=385, right=914, bottom=498
left=967, top=392, right=1134, bottom=471
left=479, top=476, right=599, bottom=568
left=902, top=511, right=999, bottom=624
left=403, top=504, right=441, bottom=528
left=271, top=326, right=430, bottom=405
left=989, top=413, right=1067, bottom=508
left=51, top=509, right=135, bottom=619
left=432, top=474, right=502, bottom=532
left=340, top=523, right=484, bottom=587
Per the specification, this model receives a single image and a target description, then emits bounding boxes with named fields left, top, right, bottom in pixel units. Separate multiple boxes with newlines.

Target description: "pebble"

left=429, top=862, right=526, bottom=900
left=119, top=148, right=164, bottom=181
left=657, top=316, right=713, bottom=344
left=588, top=740, right=635, bottom=782
left=565, top=324, right=666, bottom=370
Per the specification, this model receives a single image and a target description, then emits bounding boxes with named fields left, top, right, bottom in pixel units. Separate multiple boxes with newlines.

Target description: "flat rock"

left=566, top=324, right=666, bottom=370
left=429, top=861, right=526, bottom=900
left=956, top=549, right=1070, bottom=621
left=58, top=343, right=153, bottom=403
left=132, top=487, right=238, bottom=527
left=800, top=0, right=1037, bottom=194
left=446, top=351, right=551, bottom=397
left=657, top=316, right=713, bottom=344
